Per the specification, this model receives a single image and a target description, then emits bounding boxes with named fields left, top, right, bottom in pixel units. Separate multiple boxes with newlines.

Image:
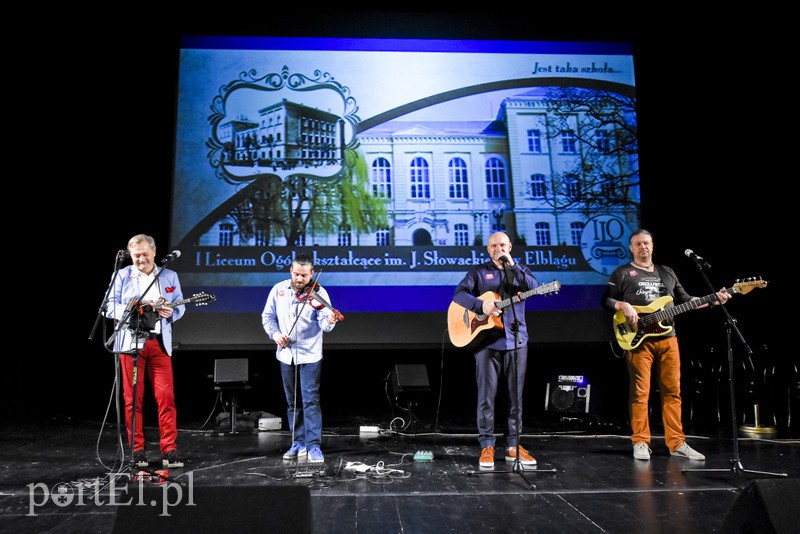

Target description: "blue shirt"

left=261, top=279, right=336, bottom=364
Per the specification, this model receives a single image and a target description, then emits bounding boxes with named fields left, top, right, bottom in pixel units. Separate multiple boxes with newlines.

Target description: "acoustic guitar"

left=447, top=281, right=561, bottom=347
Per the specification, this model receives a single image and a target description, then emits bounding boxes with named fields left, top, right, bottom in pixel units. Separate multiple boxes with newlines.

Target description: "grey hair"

left=127, top=234, right=157, bottom=251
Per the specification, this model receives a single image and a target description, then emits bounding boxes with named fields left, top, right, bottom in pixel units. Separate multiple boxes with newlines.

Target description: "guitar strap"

left=500, top=264, right=514, bottom=300
left=654, top=265, right=676, bottom=299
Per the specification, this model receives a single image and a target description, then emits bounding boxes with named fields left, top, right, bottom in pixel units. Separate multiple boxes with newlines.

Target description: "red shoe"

left=505, top=445, right=537, bottom=466
left=479, top=446, right=495, bottom=469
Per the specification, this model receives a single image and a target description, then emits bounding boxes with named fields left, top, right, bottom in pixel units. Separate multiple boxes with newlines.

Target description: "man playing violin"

left=261, top=254, right=339, bottom=464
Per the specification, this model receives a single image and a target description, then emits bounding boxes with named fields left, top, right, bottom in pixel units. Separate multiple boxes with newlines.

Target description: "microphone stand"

left=103, top=254, right=181, bottom=485
left=682, top=258, right=785, bottom=479
left=90, top=252, right=129, bottom=487
left=281, top=270, right=321, bottom=449
left=470, top=260, right=556, bottom=488
left=88, top=251, right=127, bottom=341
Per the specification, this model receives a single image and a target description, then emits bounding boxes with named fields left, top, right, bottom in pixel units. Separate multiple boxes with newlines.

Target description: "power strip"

left=359, top=425, right=380, bottom=433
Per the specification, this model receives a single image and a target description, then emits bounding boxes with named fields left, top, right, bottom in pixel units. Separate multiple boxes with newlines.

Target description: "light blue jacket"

left=106, top=266, right=185, bottom=356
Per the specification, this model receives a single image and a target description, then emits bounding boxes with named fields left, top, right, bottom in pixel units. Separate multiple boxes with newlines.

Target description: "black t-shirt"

left=600, top=263, right=694, bottom=334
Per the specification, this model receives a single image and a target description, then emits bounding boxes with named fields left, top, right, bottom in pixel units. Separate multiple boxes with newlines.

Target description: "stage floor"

left=3, top=416, right=799, bottom=533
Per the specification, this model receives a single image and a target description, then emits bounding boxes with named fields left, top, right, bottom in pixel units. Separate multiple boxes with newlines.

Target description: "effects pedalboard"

left=133, top=470, right=169, bottom=482
left=288, top=465, right=326, bottom=478
left=413, top=450, right=433, bottom=462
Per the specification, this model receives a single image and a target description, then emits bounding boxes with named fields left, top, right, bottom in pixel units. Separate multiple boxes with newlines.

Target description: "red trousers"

left=119, top=338, right=178, bottom=454
left=626, top=336, right=686, bottom=452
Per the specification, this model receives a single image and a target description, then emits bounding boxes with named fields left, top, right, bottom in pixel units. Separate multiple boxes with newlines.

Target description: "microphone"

left=117, top=250, right=130, bottom=258
left=498, top=255, right=510, bottom=264
left=684, top=249, right=711, bottom=269
left=160, top=250, right=181, bottom=264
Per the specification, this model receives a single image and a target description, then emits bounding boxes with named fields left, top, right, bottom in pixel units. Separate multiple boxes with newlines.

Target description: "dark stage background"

left=9, top=9, right=785, bottom=435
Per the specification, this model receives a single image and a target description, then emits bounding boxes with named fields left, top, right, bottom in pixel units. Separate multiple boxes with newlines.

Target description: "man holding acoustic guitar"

left=601, top=228, right=730, bottom=461
left=452, top=231, right=543, bottom=469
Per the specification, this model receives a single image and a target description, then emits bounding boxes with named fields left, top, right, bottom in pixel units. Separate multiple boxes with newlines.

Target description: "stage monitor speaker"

left=112, top=484, right=312, bottom=533
left=214, top=358, right=248, bottom=384
left=721, top=478, right=800, bottom=534
left=390, top=364, right=430, bottom=395
left=545, top=382, right=591, bottom=413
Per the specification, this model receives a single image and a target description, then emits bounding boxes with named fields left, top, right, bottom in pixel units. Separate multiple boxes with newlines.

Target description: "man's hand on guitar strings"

left=618, top=301, right=638, bottom=324
left=482, top=299, right=502, bottom=317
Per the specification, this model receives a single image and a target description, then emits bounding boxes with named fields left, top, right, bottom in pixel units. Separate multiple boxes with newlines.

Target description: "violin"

left=294, top=280, right=319, bottom=301
left=296, top=281, right=345, bottom=321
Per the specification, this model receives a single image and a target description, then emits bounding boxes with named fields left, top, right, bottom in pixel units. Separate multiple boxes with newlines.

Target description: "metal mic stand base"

left=683, top=318, right=786, bottom=479
left=123, top=350, right=181, bottom=486
left=683, top=458, right=787, bottom=479
left=468, top=332, right=557, bottom=490
left=468, top=460, right=557, bottom=490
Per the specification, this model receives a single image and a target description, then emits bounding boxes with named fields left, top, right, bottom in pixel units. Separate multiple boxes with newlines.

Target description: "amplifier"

left=214, top=358, right=248, bottom=384
left=545, top=381, right=591, bottom=413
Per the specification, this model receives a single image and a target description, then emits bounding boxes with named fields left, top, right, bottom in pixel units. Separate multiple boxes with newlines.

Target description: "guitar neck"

left=497, top=285, right=552, bottom=310
left=154, top=292, right=215, bottom=309
left=156, top=298, right=192, bottom=309
left=641, top=291, right=721, bottom=326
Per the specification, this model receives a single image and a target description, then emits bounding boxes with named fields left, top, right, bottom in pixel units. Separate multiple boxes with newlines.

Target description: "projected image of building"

left=199, top=88, right=638, bottom=252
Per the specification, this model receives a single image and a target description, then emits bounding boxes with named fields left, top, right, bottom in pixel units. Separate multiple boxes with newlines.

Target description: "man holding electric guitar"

left=452, top=232, right=542, bottom=470
left=601, top=229, right=730, bottom=462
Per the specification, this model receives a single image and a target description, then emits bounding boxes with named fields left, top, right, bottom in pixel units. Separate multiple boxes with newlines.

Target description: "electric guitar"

left=613, top=279, right=767, bottom=351
left=447, top=281, right=561, bottom=347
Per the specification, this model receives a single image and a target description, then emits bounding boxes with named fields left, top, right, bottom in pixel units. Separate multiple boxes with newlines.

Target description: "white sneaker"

left=633, top=442, right=651, bottom=461
left=670, top=442, right=705, bottom=461
left=282, top=442, right=307, bottom=460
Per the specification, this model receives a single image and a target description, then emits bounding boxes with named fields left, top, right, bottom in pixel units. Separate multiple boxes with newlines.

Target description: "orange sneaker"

left=505, top=445, right=537, bottom=466
left=479, top=446, right=495, bottom=468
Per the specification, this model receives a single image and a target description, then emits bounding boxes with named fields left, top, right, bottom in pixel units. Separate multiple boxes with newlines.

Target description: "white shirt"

left=136, top=267, right=162, bottom=335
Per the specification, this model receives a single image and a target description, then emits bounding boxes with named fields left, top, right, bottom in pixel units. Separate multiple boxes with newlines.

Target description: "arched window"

left=535, top=222, right=551, bottom=246
left=448, top=157, right=469, bottom=199
left=409, top=157, right=431, bottom=199
left=254, top=228, right=267, bottom=247
left=376, top=227, right=390, bottom=246
left=528, top=173, right=547, bottom=198
left=484, top=157, right=507, bottom=199
left=569, top=221, right=584, bottom=246
left=371, top=157, right=392, bottom=198
left=564, top=174, right=581, bottom=200
left=454, top=223, right=469, bottom=246
left=338, top=224, right=352, bottom=246
left=219, top=223, right=234, bottom=246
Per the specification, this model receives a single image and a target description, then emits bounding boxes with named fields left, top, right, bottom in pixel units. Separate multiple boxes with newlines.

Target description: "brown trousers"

left=626, top=336, right=685, bottom=452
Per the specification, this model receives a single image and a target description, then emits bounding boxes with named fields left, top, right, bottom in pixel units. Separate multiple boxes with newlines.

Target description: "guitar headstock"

left=730, top=278, right=768, bottom=295
left=190, top=292, right=217, bottom=306
left=541, top=280, right=561, bottom=295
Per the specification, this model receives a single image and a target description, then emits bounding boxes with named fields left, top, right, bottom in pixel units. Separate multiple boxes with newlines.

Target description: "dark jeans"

left=475, top=345, right=528, bottom=449
left=280, top=360, right=323, bottom=449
